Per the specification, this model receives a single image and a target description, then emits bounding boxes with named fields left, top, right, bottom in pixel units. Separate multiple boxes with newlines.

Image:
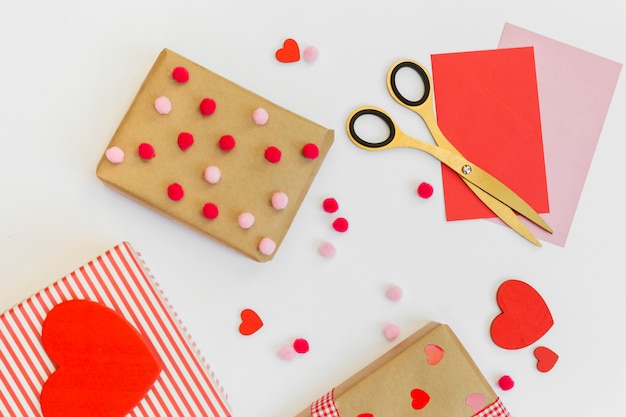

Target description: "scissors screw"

left=462, top=165, right=472, bottom=175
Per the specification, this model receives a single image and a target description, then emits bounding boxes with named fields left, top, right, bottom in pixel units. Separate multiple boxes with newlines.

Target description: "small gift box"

left=0, top=242, right=230, bottom=417
left=296, top=322, right=509, bottom=417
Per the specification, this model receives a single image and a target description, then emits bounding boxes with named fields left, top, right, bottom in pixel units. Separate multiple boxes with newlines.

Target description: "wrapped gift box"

left=296, top=322, right=509, bottom=417
left=0, top=242, right=230, bottom=417
left=96, top=49, right=334, bottom=262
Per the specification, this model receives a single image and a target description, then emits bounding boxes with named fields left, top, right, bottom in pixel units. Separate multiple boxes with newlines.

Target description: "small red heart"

left=490, top=279, right=554, bottom=350
left=410, top=388, right=430, bottom=410
left=275, top=38, right=300, bottom=63
left=534, top=346, right=558, bottom=372
left=41, top=300, right=162, bottom=417
left=423, top=344, right=444, bottom=365
left=239, top=308, right=263, bottom=335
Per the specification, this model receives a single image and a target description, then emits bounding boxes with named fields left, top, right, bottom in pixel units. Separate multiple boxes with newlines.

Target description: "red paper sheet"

left=431, top=47, right=549, bottom=221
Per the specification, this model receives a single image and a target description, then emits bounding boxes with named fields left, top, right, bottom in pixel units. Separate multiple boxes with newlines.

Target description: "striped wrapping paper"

left=0, top=242, right=231, bottom=417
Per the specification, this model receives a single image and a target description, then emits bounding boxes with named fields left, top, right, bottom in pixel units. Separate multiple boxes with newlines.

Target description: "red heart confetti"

left=275, top=38, right=300, bottom=63
left=239, top=308, right=264, bottom=335
left=490, top=279, right=554, bottom=350
left=534, top=346, right=559, bottom=372
left=410, top=388, right=430, bottom=410
left=41, top=300, right=162, bottom=417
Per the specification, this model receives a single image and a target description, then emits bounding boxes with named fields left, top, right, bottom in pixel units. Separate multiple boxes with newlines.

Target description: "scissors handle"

left=387, top=60, right=432, bottom=108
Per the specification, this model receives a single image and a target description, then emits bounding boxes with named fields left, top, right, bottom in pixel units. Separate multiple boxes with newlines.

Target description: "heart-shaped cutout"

left=239, top=308, right=263, bottom=335
left=275, top=38, right=300, bottom=63
left=424, top=344, right=444, bottom=365
left=465, top=393, right=485, bottom=413
left=410, top=388, right=430, bottom=410
left=490, top=279, right=554, bottom=349
left=534, top=346, right=558, bottom=372
left=41, top=300, right=162, bottom=417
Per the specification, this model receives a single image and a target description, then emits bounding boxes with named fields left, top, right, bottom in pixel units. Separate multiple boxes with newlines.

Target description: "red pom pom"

left=322, top=197, right=339, bottom=213
left=167, top=183, right=184, bottom=201
left=202, top=202, right=219, bottom=219
left=219, top=135, right=236, bottom=151
left=264, top=146, right=282, bottom=163
left=199, top=98, right=216, bottom=115
left=302, top=143, right=319, bottom=159
left=138, top=143, right=155, bottom=160
left=177, top=132, right=194, bottom=151
left=332, top=217, right=349, bottom=232
left=498, top=375, right=515, bottom=391
left=293, top=338, right=309, bottom=354
left=417, top=182, right=434, bottom=199
left=172, top=66, right=189, bottom=83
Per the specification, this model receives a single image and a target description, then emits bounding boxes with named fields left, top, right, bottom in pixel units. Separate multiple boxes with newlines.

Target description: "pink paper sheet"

left=497, top=23, right=622, bottom=246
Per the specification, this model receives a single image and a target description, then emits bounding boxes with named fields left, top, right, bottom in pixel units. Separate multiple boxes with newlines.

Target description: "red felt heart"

left=490, top=279, right=554, bottom=350
left=41, top=300, right=162, bottom=417
left=534, top=346, right=559, bottom=372
left=275, top=38, right=300, bottom=63
left=239, top=308, right=263, bottom=335
left=410, top=388, right=430, bottom=410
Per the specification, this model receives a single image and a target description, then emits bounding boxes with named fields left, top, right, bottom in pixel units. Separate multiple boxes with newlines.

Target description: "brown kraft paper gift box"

left=296, top=322, right=510, bottom=417
left=97, top=49, right=334, bottom=262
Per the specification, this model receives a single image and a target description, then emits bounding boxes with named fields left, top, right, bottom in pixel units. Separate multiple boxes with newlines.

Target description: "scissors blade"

left=462, top=178, right=543, bottom=246
left=462, top=163, right=553, bottom=235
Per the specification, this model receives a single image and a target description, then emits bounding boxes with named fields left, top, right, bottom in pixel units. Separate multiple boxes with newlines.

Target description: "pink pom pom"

left=199, top=98, right=216, bottom=115
left=219, top=135, right=235, bottom=151
left=204, top=166, right=221, bottom=184
left=302, top=143, right=319, bottom=159
left=138, top=143, right=155, bottom=160
left=105, top=146, right=124, bottom=164
left=238, top=212, right=255, bottom=229
left=383, top=324, right=400, bottom=341
left=318, top=242, right=336, bottom=258
left=265, top=146, right=282, bottom=163
left=303, top=46, right=319, bottom=63
left=154, top=96, right=172, bottom=115
left=167, top=183, right=184, bottom=201
left=386, top=285, right=403, bottom=302
left=252, top=108, right=269, bottom=125
left=417, top=182, right=434, bottom=199
left=322, top=198, right=339, bottom=213
left=278, top=345, right=296, bottom=361
left=172, top=66, right=189, bottom=83
left=293, top=338, right=310, bottom=354
left=332, top=217, right=349, bottom=233
left=258, top=237, right=276, bottom=255
left=498, top=375, right=515, bottom=391
left=271, top=192, right=288, bottom=210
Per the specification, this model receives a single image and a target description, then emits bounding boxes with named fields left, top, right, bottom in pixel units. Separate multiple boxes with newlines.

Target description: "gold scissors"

left=346, top=59, right=552, bottom=246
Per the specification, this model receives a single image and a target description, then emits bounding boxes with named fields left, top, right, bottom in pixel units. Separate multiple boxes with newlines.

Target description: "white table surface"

left=1, top=1, right=624, bottom=416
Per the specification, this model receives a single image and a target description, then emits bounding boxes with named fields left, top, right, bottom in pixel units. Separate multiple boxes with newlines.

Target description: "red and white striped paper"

left=0, top=242, right=231, bottom=417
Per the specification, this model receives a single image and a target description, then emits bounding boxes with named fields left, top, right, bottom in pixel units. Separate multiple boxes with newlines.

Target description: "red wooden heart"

left=410, top=388, right=430, bottom=410
left=238, top=308, right=263, bottom=336
left=534, top=346, right=559, bottom=372
left=41, top=300, right=162, bottom=417
left=275, top=38, right=300, bottom=63
left=490, top=279, right=554, bottom=350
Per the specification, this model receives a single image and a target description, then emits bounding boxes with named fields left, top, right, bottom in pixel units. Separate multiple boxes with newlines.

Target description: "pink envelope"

left=497, top=23, right=622, bottom=246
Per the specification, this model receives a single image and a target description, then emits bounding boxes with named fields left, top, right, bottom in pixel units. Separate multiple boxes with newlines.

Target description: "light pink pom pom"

left=271, top=191, right=288, bottom=210
left=278, top=345, right=296, bottom=361
left=258, top=237, right=276, bottom=255
left=238, top=212, right=255, bottom=229
left=386, top=285, right=403, bottom=301
left=318, top=242, right=336, bottom=258
left=105, top=146, right=124, bottom=164
left=154, top=96, right=172, bottom=115
left=204, top=166, right=221, bottom=184
left=252, top=107, right=269, bottom=125
left=383, top=324, right=400, bottom=341
left=303, top=46, right=319, bottom=63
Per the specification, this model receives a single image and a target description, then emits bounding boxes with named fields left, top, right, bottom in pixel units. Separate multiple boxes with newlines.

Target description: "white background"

left=1, top=1, right=624, bottom=416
